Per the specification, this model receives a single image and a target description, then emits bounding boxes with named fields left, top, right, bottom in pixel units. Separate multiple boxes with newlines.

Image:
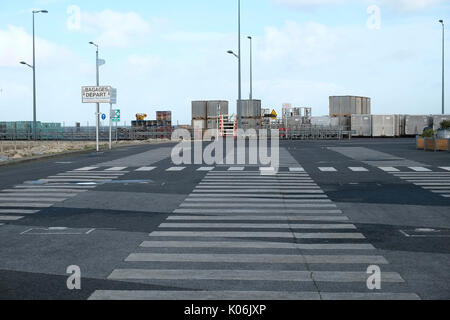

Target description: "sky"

left=0, top=0, right=449, bottom=126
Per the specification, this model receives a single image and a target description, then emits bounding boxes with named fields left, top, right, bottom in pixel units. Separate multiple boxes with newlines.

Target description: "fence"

left=0, top=126, right=174, bottom=141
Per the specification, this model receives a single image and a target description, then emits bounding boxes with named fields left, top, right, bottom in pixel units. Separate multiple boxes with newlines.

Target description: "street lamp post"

left=89, top=41, right=100, bottom=152
left=439, top=20, right=445, bottom=115
left=248, top=36, right=253, bottom=101
left=31, top=9, right=48, bottom=141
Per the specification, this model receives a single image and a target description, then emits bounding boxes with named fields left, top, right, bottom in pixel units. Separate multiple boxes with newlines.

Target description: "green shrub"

left=422, top=129, right=435, bottom=138
left=440, top=120, right=450, bottom=130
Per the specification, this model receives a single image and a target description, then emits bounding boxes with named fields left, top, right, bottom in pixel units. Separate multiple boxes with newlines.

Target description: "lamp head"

left=439, top=19, right=444, bottom=24
left=227, top=50, right=234, bottom=54
left=20, top=61, right=26, bottom=65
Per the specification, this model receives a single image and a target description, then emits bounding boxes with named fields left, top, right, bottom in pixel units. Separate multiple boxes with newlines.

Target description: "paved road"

left=0, top=139, right=449, bottom=300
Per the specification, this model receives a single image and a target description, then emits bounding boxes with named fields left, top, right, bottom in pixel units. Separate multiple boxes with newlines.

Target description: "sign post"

left=81, top=86, right=117, bottom=151
left=112, top=109, right=120, bottom=143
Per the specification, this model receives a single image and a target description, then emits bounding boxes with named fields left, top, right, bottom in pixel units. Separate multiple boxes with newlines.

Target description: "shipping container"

left=239, top=100, right=262, bottom=118
left=432, top=115, right=450, bottom=131
left=192, top=101, right=207, bottom=119
left=372, top=115, right=396, bottom=137
left=156, top=111, right=172, bottom=122
left=330, top=96, right=371, bottom=117
left=311, top=116, right=331, bottom=127
left=351, top=115, right=372, bottom=137
left=241, top=118, right=261, bottom=130
left=404, top=116, right=432, bottom=136
left=395, top=115, right=406, bottom=137
left=207, top=101, right=229, bottom=118
left=330, top=116, right=351, bottom=130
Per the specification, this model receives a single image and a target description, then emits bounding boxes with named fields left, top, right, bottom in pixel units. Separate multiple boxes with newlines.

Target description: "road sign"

left=82, top=86, right=112, bottom=104
left=112, top=109, right=121, bottom=122
left=101, top=113, right=107, bottom=121
left=271, top=110, right=278, bottom=118
left=111, top=88, right=117, bottom=105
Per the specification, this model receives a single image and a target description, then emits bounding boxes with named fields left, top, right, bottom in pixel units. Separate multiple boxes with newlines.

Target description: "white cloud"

left=273, top=0, right=347, bottom=7
left=273, top=0, right=446, bottom=10
left=79, top=10, right=151, bottom=48
left=382, top=0, right=446, bottom=11
left=0, top=25, right=75, bottom=67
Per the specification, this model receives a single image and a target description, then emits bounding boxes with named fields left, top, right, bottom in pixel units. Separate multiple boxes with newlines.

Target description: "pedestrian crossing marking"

left=166, top=167, right=186, bottom=172
left=440, top=167, right=450, bottom=171
left=0, top=216, right=24, bottom=221
left=75, top=167, right=98, bottom=171
left=409, top=167, right=432, bottom=172
left=319, top=167, right=337, bottom=172
left=228, top=167, right=245, bottom=171
left=105, top=167, right=127, bottom=171
left=197, top=167, right=215, bottom=172
left=379, top=167, right=400, bottom=172
left=289, top=167, right=305, bottom=172
left=349, top=167, right=369, bottom=172
left=135, top=167, right=157, bottom=172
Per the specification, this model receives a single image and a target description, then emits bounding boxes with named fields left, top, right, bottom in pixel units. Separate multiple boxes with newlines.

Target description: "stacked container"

left=329, top=96, right=371, bottom=117
left=405, top=116, right=433, bottom=136
left=372, top=115, right=396, bottom=137
left=351, top=115, right=372, bottom=137
left=433, top=115, right=450, bottom=131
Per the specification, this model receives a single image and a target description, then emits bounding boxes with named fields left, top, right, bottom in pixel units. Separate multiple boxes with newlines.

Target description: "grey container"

left=432, top=115, right=450, bottom=131
left=207, top=119, right=219, bottom=129
left=330, top=116, right=351, bottom=130
left=372, top=115, right=395, bottom=137
left=395, top=115, right=406, bottom=137
left=311, top=116, right=331, bottom=127
left=437, top=129, right=450, bottom=139
left=405, top=115, right=433, bottom=136
left=207, top=101, right=229, bottom=119
left=192, top=101, right=207, bottom=119
left=241, top=118, right=261, bottom=130
left=330, top=96, right=371, bottom=116
left=239, top=100, right=262, bottom=118
left=351, top=115, right=372, bottom=137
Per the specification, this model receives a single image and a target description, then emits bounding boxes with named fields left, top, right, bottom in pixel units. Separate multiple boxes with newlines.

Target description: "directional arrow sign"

left=112, top=109, right=121, bottom=122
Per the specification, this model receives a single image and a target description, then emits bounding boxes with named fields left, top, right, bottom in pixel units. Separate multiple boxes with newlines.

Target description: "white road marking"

left=166, top=167, right=186, bottom=172
left=184, top=198, right=332, bottom=203
left=0, top=203, right=53, bottom=208
left=440, top=167, right=450, bottom=171
left=75, top=167, right=98, bottom=171
left=174, top=209, right=342, bottom=214
left=125, top=253, right=385, bottom=264
left=195, top=186, right=320, bottom=189
left=192, top=189, right=324, bottom=194
left=0, top=193, right=76, bottom=198
left=414, top=183, right=450, bottom=186
left=167, top=216, right=348, bottom=221
left=319, top=167, right=337, bottom=172
left=197, top=167, right=215, bottom=172
left=289, top=167, right=305, bottom=172
left=379, top=167, right=400, bottom=172
left=409, top=167, right=432, bottom=172
left=0, top=209, right=39, bottom=214
left=228, top=167, right=245, bottom=171
left=140, top=241, right=372, bottom=250
left=187, top=193, right=328, bottom=198
left=149, top=231, right=363, bottom=239
left=0, top=216, right=24, bottom=221
left=88, top=290, right=420, bottom=301
left=180, top=203, right=336, bottom=208
left=135, top=167, right=157, bottom=172
left=349, top=167, right=369, bottom=172
left=105, top=167, right=128, bottom=171
left=159, top=223, right=355, bottom=229
left=6, top=189, right=89, bottom=193
left=0, top=197, right=68, bottom=202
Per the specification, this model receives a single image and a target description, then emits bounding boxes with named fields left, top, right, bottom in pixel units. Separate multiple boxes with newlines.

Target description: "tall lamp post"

left=248, top=36, right=253, bottom=101
left=89, top=41, right=100, bottom=152
left=27, top=10, right=48, bottom=141
left=439, top=20, right=445, bottom=115
left=227, top=0, right=242, bottom=130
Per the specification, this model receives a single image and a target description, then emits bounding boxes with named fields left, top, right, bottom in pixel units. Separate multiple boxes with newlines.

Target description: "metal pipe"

left=248, top=36, right=252, bottom=101
left=237, top=0, right=242, bottom=130
left=440, top=20, right=445, bottom=115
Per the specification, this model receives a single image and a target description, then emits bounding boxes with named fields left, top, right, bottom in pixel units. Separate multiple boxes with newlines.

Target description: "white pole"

left=109, top=103, right=112, bottom=150
left=95, top=48, right=100, bottom=152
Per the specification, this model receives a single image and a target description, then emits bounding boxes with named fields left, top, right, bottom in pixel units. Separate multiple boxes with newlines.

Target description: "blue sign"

left=101, top=113, right=107, bottom=120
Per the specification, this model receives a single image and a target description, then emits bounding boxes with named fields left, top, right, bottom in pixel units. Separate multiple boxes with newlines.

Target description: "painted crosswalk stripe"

left=49, top=176, right=120, bottom=179
left=135, top=167, right=157, bottom=172
left=168, top=216, right=348, bottom=221
left=188, top=194, right=328, bottom=198
left=0, top=197, right=67, bottom=202
left=149, top=231, right=363, bottom=239
left=349, top=167, right=369, bottom=172
left=319, top=167, right=337, bottom=172
left=290, top=167, right=305, bottom=172
left=160, top=223, right=355, bottom=229
left=440, top=167, right=450, bottom=171
left=125, top=253, right=385, bottom=264
left=89, top=290, right=419, bottom=301
left=166, top=167, right=186, bottom=172
left=140, top=241, right=373, bottom=250
left=197, top=167, right=215, bottom=172
left=414, top=183, right=450, bottom=186
left=0, top=209, right=39, bottom=214
left=0, top=193, right=76, bottom=198
left=379, top=167, right=400, bottom=172
left=37, top=179, right=112, bottom=183
left=174, top=209, right=341, bottom=214
left=14, top=185, right=95, bottom=189
left=193, top=190, right=324, bottom=194
left=185, top=198, right=331, bottom=203
left=75, top=167, right=98, bottom=171
left=443, top=195, right=450, bottom=198
left=196, top=186, right=319, bottom=189
left=6, top=189, right=89, bottom=193
left=180, top=203, right=336, bottom=208
left=409, top=167, right=432, bottom=172
left=105, top=167, right=127, bottom=171
left=0, top=216, right=24, bottom=221
left=0, top=203, right=53, bottom=208
left=228, top=167, right=245, bottom=171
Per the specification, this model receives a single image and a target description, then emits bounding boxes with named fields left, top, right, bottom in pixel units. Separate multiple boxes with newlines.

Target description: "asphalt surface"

left=0, top=138, right=449, bottom=300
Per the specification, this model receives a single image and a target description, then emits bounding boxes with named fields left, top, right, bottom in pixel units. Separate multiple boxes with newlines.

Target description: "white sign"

left=111, top=88, right=117, bottom=105
left=82, top=86, right=112, bottom=104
